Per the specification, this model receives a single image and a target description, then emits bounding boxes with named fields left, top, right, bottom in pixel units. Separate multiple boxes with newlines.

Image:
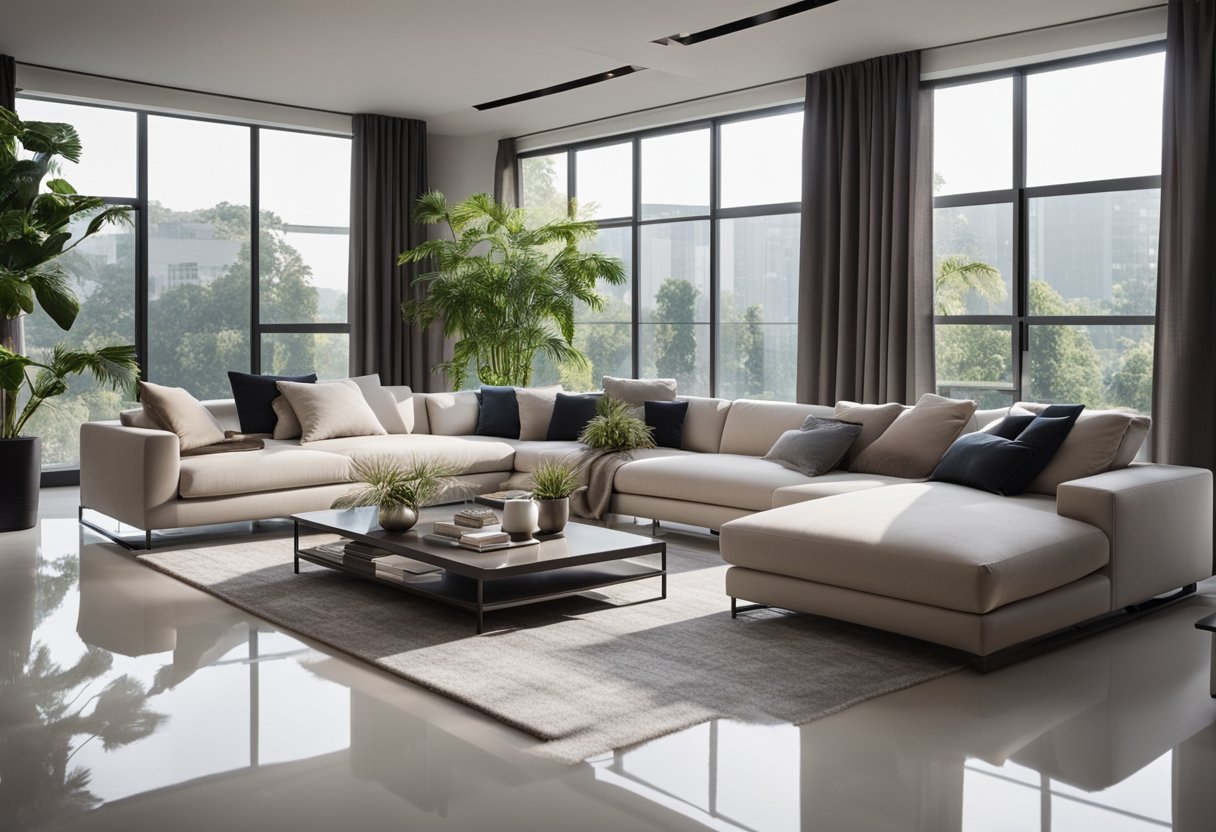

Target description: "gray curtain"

left=796, top=51, right=934, bottom=406
left=1, top=55, right=15, bottom=111
left=494, top=137, right=520, bottom=207
left=349, top=113, right=444, bottom=390
left=1153, top=1, right=1216, bottom=525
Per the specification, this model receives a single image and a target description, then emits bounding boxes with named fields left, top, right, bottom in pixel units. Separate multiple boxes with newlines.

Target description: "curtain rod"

left=15, top=60, right=354, bottom=118
left=516, top=2, right=1167, bottom=140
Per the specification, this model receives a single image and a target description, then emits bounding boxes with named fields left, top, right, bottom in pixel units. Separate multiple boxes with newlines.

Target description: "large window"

left=932, top=48, right=1163, bottom=412
left=16, top=97, right=352, bottom=468
left=521, top=107, right=802, bottom=399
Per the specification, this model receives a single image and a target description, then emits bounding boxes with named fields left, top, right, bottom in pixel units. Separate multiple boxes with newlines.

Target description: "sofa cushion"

left=833, top=401, right=906, bottom=465
left=276, top=379, right=386, bottom=443
left=304, top=433, right=516, bottom=475
left=179, top=445, right=352, bottom=498
left=227, top=371, right=317, bottom=434
left=719, top=399, right=831, bottom=457
left=475, top=386, right=520, bottom=438
left=138, top=381, right=227, bottom=451
left=679, top=396, right=731, bottom=453
left=425, top=391, right=480, bottom=436
left=771, top=473, right=916, bottom=507
left=509, top=440, right=586, bottom=473
left=763, top=417, right=861, bottom=477
left=614, top=452, right=818, bottom=511
left=1014, top=402, right=1152, bottom=494
left=720, top=483, right=1109, bottom=615
left=546, top=393, right=601, bottom=441
left=602, top=376, right=677, bottom=412
left=850, top=394, right=977, bottom=479
left=516, top=385, right=564, bottom=440
left=645, top=400, right=688, bottom=449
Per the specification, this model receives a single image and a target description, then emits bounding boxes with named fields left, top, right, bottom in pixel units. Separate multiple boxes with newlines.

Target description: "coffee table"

left=292, top=507, right=666, bottom=633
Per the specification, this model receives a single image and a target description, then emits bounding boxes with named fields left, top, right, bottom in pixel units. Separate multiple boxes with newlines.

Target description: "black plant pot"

left=0, top=437, right=40, bottom=532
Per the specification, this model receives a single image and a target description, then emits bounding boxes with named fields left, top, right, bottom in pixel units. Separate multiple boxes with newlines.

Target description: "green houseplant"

left=529, top=457, right=584, bottom=535
left=578, top=396, right=656, bottom=452
left=331, top=457, right=463, bottom=532
left=0, top=106, right=139, bottom=532
left=398, top=191, right=627, bottom=389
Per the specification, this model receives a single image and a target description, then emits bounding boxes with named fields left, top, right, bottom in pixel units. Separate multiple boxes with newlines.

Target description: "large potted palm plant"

left=398, top=192, right=627, bottom=389
left=0, top=106, right=139, bottom=532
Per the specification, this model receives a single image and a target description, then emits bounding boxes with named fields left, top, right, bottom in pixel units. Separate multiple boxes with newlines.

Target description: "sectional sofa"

left=79, top=385, right=1213, bottom=664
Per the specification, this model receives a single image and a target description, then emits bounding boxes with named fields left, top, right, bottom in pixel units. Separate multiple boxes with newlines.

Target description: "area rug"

left=137, top=533, right=963, bottom=762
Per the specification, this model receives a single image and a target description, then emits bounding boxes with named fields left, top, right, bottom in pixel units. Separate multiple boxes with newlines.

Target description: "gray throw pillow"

left=763, top=417, right=863, bottom=477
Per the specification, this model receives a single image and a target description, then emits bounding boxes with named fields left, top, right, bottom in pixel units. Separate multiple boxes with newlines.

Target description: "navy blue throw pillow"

left=931, top=432, right=1041, bottom=494
left=989, top=413, right=1036, bottom=440
left=645, top=400, right=689, bottom=449
left=228, top=371, right=317, bottom=434
left=999, top=405, right=1084, bottom=494
left=475, top=386, right=520, bottom=438
left=546, top=393, right=601, bottom=441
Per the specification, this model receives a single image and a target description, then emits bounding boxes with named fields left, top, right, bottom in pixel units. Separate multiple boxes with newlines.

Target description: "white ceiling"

left=1, top=0, right=1161, bottom=136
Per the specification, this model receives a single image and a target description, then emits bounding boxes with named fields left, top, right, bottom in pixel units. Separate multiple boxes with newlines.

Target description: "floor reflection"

left=2, top=502, right=1216, bottom=831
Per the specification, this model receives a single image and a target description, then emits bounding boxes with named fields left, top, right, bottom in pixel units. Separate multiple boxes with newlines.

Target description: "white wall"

left=427, top=132, right=500, bottom=202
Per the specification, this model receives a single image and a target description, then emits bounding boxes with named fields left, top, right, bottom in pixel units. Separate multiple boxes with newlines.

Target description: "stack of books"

left=307, top=540, right=348, bottom=565
left=454, top=507, right=498, bottom=528
left=457, top=529, right=511, bottom=551
left=372, top=553, right=441, bottom=584
left=343, top=540, right=394, bottom=576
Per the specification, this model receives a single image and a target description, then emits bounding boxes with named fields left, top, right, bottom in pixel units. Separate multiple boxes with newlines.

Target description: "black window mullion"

left=1012, top=70, right=1028, bottom=402
left=631, top=137, right=641, bottom=379
left=135, top=112, right=149, bottom=385
left=250, top=127, right=261, bottom=374
left=709, top=120, right=720, bottom=397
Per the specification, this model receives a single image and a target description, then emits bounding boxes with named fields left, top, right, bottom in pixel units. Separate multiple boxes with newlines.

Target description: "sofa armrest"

left=1057, top=464, right=1212, bottom=608
left=80, top=421, right=181, bottom=530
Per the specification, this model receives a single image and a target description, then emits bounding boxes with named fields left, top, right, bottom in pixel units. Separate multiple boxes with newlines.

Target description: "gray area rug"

left=138, top=532, right=963, bottom=762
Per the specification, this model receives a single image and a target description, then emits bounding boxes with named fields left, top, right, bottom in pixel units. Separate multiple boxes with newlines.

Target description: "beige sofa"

left=79, top=386, right=1213, bottom=664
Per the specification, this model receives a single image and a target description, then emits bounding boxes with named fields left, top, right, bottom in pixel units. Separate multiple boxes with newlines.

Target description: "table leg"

left=1211, top=638, right=1216, bottom=698
left=660, top=547, right=667, bottom=600
left=293, top=521, right=300, bottom=574
left=476, top=579, right=484, bottom=635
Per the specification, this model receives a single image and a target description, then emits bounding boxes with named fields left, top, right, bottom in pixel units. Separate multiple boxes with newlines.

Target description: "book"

left=432, top=521, right=466, bottom=538
left=460, top=537, right=539, bottom=552
left=475, top=489, right=532, bottom=508
left=344, top=541, right=397, bottom=560
left=454, top=507, right=499, bottom=528
left=372, top=554, right=440, bottom=575
left=460, top=529, right=510, bottom=546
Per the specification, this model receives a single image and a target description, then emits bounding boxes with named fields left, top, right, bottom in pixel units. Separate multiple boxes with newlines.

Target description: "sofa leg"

left=78, top=505, right=154, bottom=551
left=731, top=597, right=769, bottom=618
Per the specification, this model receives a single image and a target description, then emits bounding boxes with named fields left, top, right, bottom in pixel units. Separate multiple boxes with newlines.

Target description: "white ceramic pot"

left=501, top=498, right=539, bottom=541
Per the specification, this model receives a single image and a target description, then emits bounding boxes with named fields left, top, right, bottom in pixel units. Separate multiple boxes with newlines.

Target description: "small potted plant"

left=578, top=396, right=656, bottom=451
left=529, top=458, right=584, bottom=535
left=332, top=457, right=463, bottom=532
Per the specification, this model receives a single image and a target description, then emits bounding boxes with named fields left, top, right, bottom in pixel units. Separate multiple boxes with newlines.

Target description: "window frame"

left=517, top=102, right=803, bottom=396
left=927, top=43, right=1163, bottom=404
left=16, top=94, right=352, bottom=480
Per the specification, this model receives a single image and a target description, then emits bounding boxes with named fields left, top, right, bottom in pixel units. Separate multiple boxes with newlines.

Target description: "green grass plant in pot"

left=529, top=457, right=584, bottom=535
left=0, top=106, right=139, bottom=532
left=332, top=457, right=464, bottom=532
left=398, top=191, right=627, bottom=389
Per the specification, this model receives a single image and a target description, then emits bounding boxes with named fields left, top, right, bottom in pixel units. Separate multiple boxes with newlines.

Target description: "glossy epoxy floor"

left=3, top=489, right=1216, bottom=832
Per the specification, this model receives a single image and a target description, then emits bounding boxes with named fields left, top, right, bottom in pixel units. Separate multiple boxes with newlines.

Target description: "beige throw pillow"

left=602, top=376, right=677, bottom=415
left=347, top=374, right=411, bottom=434
left=275, top=379, right=387, bottom=443
left=1013, top=402, right=1152, bottom=494
left=515, top=385, right=564, bottom=440
left=137, top=381, right=227, bottom=451
left=425, top=390, right=480, bottom=435
left=271, top=395, right=303, bottom=440
left=850, top=393, right=977, bottom=479
left=118, top=407, right=160, bottom=430
left=832, top=401, right=905, bottom=466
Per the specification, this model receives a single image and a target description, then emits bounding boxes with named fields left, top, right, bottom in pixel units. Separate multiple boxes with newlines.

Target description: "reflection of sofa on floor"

left=80, top=382, right=1212, bottom=662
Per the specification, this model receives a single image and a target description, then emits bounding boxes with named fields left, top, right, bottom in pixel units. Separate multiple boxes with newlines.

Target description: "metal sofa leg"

left=78, top=505, right=153, bottom=551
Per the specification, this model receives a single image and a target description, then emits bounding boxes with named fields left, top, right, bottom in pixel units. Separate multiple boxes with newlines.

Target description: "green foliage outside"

left=653, top=278, right=699, bottom=382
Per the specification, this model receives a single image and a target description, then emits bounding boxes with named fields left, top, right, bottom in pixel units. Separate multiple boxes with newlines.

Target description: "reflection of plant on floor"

left=0, top=555, right=165, bottom=831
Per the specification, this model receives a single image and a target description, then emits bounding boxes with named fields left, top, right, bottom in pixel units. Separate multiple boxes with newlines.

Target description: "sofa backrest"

left=678, top=396, right=732, bottom=453
left=719, top=399, right=834, bottom=456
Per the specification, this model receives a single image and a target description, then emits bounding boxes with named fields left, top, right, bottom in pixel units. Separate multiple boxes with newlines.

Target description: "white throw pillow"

left=271, top=395, right=302, bottom=440
left=347, top=374, right=411, bottom=434
left=275, top=379, right=387, bottom=443
left=515, top=385, right=563, bottom=440
left=137, top=381, right=226, bottom=451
